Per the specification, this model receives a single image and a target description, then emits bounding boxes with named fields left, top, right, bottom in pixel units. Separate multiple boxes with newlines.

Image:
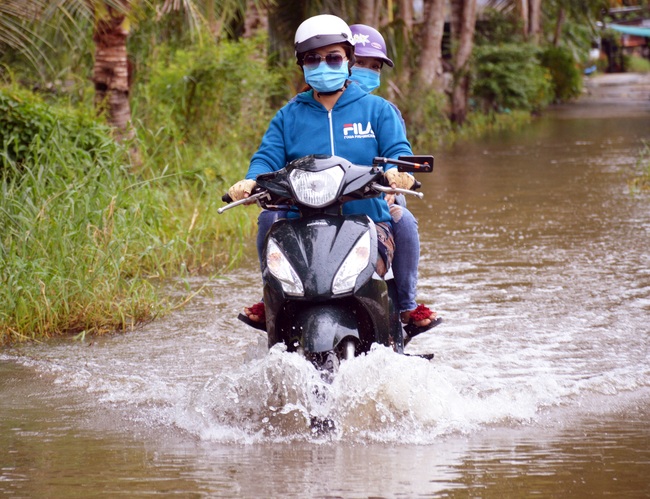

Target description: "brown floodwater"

left=2, top=80, right=649, bottom=497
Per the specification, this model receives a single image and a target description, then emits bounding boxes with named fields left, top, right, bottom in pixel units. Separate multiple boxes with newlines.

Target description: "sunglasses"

left=303, top=53, right=345, bottom=70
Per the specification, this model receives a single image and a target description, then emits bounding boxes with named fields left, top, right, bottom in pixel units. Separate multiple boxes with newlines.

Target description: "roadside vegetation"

left=0, top=0, right=631, bottom=343
left=629, top=141, right=650, bottom=193
left=1, top=84, right=258, bottom=342
left=625, top=54, right=650, bottom=73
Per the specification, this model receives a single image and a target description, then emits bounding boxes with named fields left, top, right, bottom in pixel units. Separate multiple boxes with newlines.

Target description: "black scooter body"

left=220, top=153, right=436, bottom=366
left=262, top=213, right=404, bottom=356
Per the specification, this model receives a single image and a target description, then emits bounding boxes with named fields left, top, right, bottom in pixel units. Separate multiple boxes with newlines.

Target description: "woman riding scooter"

left=228, top=14, right=439, bottom=338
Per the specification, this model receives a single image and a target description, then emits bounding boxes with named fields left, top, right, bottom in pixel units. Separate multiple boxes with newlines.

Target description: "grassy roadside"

left=0, top=86, right=257, bottom=344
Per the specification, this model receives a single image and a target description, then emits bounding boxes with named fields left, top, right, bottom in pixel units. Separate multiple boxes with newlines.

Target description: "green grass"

left=625, top=55, right=650, bottom=74
left=629, top=141, right=650, bottom=193
left=0, top=86, right=257, bottom=344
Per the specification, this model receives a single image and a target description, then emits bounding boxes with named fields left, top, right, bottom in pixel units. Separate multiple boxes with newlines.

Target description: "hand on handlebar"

left=384, top=168, right=416, bottom=190
left=227, top=179, right=257, bottom=202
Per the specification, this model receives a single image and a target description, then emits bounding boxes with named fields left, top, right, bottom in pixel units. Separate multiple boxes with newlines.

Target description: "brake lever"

left=372, top=183, right=424, bottom=199
left=217, top=191, right=270, bottom=214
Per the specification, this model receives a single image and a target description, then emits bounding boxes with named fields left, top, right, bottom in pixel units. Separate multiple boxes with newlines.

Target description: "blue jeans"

left=388, top=203, right=419, bottom=312
left=256, top=205, right=419, bottom=313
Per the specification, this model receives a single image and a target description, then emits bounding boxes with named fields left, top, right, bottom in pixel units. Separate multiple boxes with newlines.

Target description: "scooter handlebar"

left=372, top=183, right=424, bottom=199
left=218, top=190, right=269, bottom=214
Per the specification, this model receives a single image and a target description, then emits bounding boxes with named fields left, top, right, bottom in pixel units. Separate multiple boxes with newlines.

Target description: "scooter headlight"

left=267, top=238, right=304, bottom=296
left=289, top=166, right=344, bottom=208
left=332, top=230, right=371, bottom=295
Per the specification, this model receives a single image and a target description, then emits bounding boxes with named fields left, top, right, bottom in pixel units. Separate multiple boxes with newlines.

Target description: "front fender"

left=293, top=303, right=359, bottom=354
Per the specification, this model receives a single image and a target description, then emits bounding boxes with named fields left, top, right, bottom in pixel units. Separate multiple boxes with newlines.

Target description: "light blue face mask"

left=350, top=66, right=381, bottom=93
left=304, top=61, right=349, bottom=93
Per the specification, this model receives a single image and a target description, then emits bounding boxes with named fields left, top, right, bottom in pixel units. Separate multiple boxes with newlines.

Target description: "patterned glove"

left=384, top=169, right=415, bottom=190
left=227, top=179, right=257, bottom=201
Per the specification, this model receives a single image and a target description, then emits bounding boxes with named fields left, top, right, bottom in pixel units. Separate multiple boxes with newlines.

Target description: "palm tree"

left=0, top=1, right=50, bottom=69
left=1, top=0, right=262, bottom=137
left=0, top=0, right=135, bottom=138
left=90, top=0, right=133, bottom=140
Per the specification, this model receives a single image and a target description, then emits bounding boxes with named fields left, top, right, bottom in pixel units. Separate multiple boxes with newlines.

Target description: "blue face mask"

left=350, top=66, right=381, bottom=93
left=304, top=61, right=349, bottom=93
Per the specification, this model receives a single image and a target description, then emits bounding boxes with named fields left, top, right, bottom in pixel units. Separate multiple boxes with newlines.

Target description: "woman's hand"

left=384, top=168, right=415, bottom=190
left=227, top=179, right=257, bottom=201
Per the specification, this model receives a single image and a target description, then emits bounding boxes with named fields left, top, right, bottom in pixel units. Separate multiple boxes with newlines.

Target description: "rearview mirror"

left=397, top=155, right=434, bottom=173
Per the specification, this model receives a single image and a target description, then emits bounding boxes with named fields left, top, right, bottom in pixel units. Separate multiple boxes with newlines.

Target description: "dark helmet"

left=350, top=24, right=394, bottom=67
left=294, top=14, right=356, bottom=66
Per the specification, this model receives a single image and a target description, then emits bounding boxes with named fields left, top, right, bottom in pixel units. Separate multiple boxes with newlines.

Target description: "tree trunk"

left=92, top=1, right=133, bottom=142
left=528, top=0, right=542, bottom=44
left=398, top=0, right=413, bottom=31
left=552, top=5, right=565, bottom=46
left=520, top=0, right=529, bottom=38
left=358, top=0, right=376, bottom=26
left=243, top=0, right=268, bottom=38
left=416, top=0, right=445, bottom=91
left=450, top=0, right=477, bottom=125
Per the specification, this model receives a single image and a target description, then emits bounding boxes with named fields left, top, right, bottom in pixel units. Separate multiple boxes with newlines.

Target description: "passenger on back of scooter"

left=348, top=23, right=438, bottom=336
left=227, top=14, right=439, bottom=338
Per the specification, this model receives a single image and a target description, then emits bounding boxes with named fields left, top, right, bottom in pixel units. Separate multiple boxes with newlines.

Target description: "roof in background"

left=607, top=23, right=650, bottom=38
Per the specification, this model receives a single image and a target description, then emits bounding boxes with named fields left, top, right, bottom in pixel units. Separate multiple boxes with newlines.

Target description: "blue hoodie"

left=246, top=83, right=413, bottom=223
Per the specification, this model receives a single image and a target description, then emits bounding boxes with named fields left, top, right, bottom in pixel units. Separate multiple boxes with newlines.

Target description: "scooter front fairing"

left=262, top=213, right=400, bottom=353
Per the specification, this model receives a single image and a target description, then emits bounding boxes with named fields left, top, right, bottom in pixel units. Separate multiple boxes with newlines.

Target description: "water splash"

left=168, top=343, right=566, bottom=444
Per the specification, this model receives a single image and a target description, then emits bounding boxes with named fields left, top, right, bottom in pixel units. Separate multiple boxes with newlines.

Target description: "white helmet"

left=294, top=14, right=355, bottom=65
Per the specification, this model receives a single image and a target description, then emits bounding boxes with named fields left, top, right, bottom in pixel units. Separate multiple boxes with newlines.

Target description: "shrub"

left=539, top=46, right=583, bottom=102
left=132, top=34, right=288, bottom=153
left=624, top=54, right=650, bottom=73
left=471, top=43, right=554, bottom=113
left=397, top=88, right=453, bottom=151
left=0, top=87, right=116, bottom=170
left=0, top=85, right=255, bottom=343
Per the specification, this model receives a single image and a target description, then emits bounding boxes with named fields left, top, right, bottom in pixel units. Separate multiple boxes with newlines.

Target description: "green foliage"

left=471, top=43, right=554, bottom=113
left=629, top=141, right=650, bottom=194
left=0, top=85, right=256, bottom=343
left=453, top=109, right=532, bottom=143
left=539, top=46, right=583, bottom=102
left=550, top=16, right=598, bottom=65
left=624, top=54, right=650, bottom=73
left=474, top=8, right=525, bottom=46
left=0, top=87, right=116, bottom=169
left=398, top=88, right=453, bottom=151
left=0, top=1, right=95, bottom=99
left=133, top=34, right=289, bottom=152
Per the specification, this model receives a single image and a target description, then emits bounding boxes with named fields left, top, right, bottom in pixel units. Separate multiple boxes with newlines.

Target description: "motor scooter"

left=219, top=154, right=437, bottom=374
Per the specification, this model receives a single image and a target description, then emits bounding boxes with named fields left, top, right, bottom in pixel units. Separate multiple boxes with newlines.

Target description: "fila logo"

left=343, top=122, right=375, bottom=138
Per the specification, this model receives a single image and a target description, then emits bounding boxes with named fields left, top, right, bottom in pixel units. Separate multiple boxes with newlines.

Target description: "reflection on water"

left=1, top=100, right=649, bottom=496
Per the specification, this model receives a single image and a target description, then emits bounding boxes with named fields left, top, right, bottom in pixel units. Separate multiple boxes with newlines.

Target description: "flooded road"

left=2, top=79, right=650, bottom=497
